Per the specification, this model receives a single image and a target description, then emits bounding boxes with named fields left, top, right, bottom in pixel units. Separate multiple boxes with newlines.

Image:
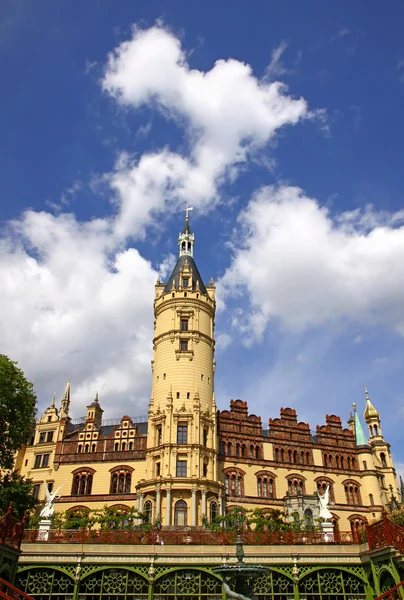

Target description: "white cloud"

left=265, top=41, right=290, bottom=79
left=0, top=210, right=157, bottom=417
left=219, top=185, right=404, bottom=342
left=103, top=24, right=311, bottom=238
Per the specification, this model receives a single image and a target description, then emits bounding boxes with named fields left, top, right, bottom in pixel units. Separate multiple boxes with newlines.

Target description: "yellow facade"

left=15, top=216, right=400, bottom=535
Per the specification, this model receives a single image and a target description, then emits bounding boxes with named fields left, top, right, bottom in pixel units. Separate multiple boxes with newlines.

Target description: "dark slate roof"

left=163, top=255, right=207, bottom=295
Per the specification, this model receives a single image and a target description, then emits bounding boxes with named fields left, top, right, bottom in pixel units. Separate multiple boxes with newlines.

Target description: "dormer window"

left=182, top=278, right=189, bottom=288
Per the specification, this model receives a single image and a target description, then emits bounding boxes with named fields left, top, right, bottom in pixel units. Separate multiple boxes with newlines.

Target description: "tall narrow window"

left=180, top=339, right=188, bottom=352
left=176, top=460, right=187, bottom=477
left=181, top=319, right=189, bottom=331
left=177, top=425, right=188, bottom=444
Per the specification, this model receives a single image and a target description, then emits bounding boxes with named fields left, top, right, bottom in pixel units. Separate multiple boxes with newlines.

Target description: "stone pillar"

left=37, top=518, right=52, bottom=541
left=201, top=489, right=207, bottom=519
left=321, top=520, right=334, bottom=542
left=191, top=489, right=197, bottom=526
left=218, top=494, right=223, bottom=516
left=138, top=492, right=144, bottom=514
left=156, top=487, right=161, bottom=519
left=165, top=488, right=171, bottom=526
left=220, top=493, right=225, bottom=516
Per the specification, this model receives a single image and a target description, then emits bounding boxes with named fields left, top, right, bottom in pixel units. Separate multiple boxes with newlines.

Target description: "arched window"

left=287, top=476, right=305, bottom=496
left=256, top=471, right=276, bottom=499
left=349, top=515, right=367, bottom=541
left=84, top=444, right=89, bottom=453
left=174, top=500, right=187, bottom=527
left=78, top=444, right=82, bottom=453
left=220, top=441, right=225, bottom=454
left=369, top=493, right=375, bottom=506
left=210, top=501, right=218, bottom=523
left=255, top=447, right=260, bottom=459
left=91, top=443, right=96, bottom=452
left=374, top=425, right=379, bottom=436
left=275, top=448, right=279, bottom=461
left=380, top=453, right=387, bottom=468
left=115, top=442, right=119, bottom=452
left=235, top=444, right=240, bottom=457
left=129, top=441, right=133, bottom=451
left=71, top=469, right=94, bottom=495
left=249, top=445, right=254, bottom=458
left=304, top=508, right=313, bottom=527
left=224, top=468, right=245, bottom=497
left=109, top=466, right=133, bottom=494
left=121, top=442, right=126, bottom=451
left=227, top=442, right=232, bottom=456
left=144, top=500, right=152, bottom=523
left=280, top=449, right=285, bottom=462
left=343, top=480, right=362, bottom=505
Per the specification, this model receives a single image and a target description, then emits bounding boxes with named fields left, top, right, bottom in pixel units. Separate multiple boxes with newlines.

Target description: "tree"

left=0, top=354, right=37, bottom=470
left=0, top=471, right=39, bottom=519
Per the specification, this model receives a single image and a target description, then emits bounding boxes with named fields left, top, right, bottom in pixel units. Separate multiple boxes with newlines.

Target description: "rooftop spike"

left=353, top=403, right=368, bottom=446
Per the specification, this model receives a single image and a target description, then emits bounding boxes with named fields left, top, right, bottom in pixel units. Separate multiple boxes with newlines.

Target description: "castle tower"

left=363, top=385, right=398, bottom=504
left=138, top=210, right=223, bottom=527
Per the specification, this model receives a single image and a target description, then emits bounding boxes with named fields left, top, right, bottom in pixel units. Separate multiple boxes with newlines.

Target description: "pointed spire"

left=353, top=403, right=368, bottom=446
left=51, top=394, right=56, bottom=409
left=363, top=384, right=380, bottom=421
left=60, top=378, right=71, bottom=418
left=178, top=206, right=195, bottom=258
left=95, top=391, right=99, bottom=403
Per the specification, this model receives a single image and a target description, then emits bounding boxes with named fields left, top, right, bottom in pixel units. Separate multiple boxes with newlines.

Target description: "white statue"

left=40, top=484, right=63, bottom=519
left=318, top=485, right=333, bottom=521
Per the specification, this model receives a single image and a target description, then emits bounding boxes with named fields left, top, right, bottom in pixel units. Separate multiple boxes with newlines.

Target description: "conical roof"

left=354, top=404, right=368, bottom=446
left=163, top=255, right=207, bottom=295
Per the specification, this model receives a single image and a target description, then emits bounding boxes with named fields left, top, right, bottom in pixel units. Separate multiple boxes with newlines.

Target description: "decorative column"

left=138, top=492, right=144, bottom=514
left=156, top=487, right=161, bottom=519
left=220, top=493, right=225, bottom=516
left=201, top=489, right=207, bottom=519
left=165, top=488, right=171, bottom=526
left=191, top=488, right=197, bottom=526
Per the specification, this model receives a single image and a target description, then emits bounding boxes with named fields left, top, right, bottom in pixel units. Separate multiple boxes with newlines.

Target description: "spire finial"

left=185, top=205, right=193, bottom=221
left=95, top=391, right=99, bottom=403
left=51, top=393, right=56, bottom=409
left=364, top=383, right=370, bottom=399
left=352, top=402, right=357, bottom=412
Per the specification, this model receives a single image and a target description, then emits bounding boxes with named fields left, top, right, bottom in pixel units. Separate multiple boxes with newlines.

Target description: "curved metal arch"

left=16, top=565, right=76, bottom=580
left=296, top=565, right=368, bottom=584
left=154, top=566, right=223, bottom=582
left=254, top=566, right=295, bottom=582
left=378, top=564, right=395, bottom=579
left=78, top=565, right=149, bottom=581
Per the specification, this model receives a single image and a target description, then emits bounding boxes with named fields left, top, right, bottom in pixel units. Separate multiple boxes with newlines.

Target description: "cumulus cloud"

left=0, top=210, right=157, bottom=417
left=219, top=185, right=404, bottom=342
left=103, top=24, right=310, bottom=237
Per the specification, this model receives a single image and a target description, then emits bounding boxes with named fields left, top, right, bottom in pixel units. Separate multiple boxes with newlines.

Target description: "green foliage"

left=28, top=505, right=148, bottom=531
left=389, top=506, right=404, bottom=527
left=0, top=471, right=39, bottom=519
left=0, top=354, right=37, bottom=470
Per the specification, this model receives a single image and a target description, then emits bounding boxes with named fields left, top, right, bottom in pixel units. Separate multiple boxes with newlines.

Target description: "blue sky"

left=1, top=1, right=404, bottom=473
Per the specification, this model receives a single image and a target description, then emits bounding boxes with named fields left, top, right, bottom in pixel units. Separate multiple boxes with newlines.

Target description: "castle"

left=15, top=213, right=399, bottom=535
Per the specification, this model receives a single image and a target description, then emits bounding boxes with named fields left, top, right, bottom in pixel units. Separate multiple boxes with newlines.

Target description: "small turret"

left=86, top=391, right=103, bottom=428
left=363, top=384, right=383, bottom=440
left=59, top=379, right=71, bottom=419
